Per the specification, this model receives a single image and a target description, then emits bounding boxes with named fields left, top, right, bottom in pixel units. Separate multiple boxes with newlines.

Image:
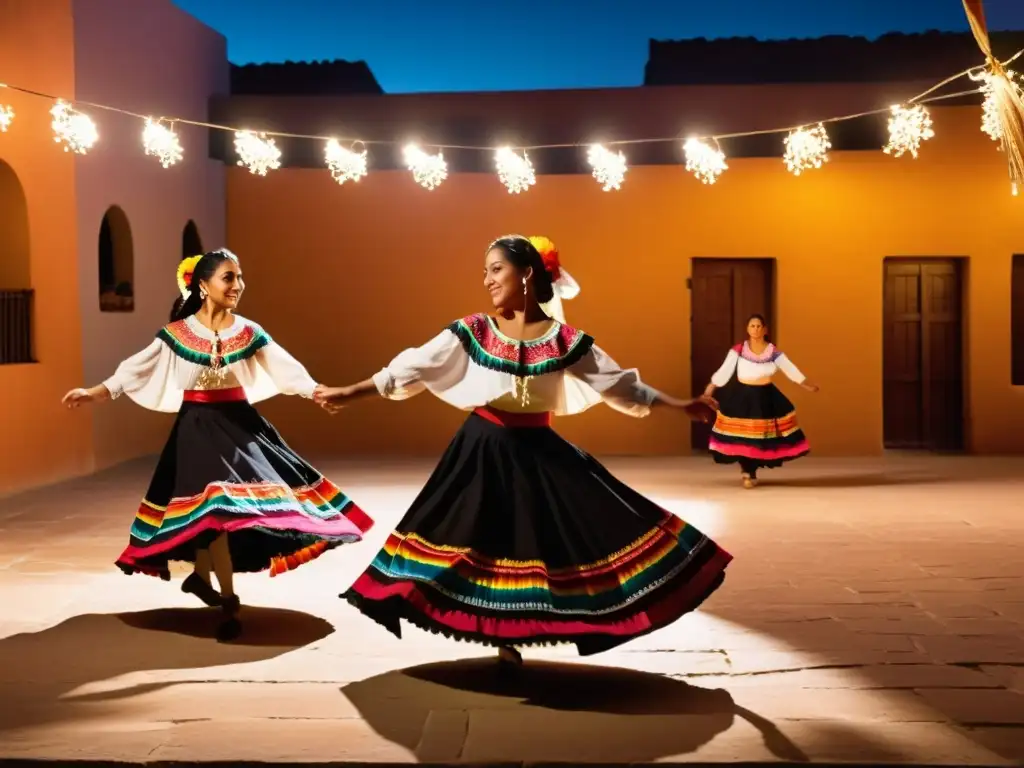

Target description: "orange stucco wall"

left=228, top=107, right=1024, bottom=458
left=0, top=1, right=93, bottom=495
left=71, top=0, right=229, bottom=472
left=0, top=0, right=227, bottom=496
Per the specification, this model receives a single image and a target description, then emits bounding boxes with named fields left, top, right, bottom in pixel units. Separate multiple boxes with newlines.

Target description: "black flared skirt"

left=343, top=408, right=732, bottom=655
left=708, top=382, right=809, bottom=468
left=117, top=395, right=373, bottom=579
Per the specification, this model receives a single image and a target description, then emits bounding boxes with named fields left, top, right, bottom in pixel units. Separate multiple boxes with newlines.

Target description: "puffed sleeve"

left=775, top=352, right=806, bottom=384
left=255, top=342, right=318, bottom=398
left=102, top=338, right=168, bottom=400
left=567, top=345, right=661, bottom=418
left=710, top=348, right=740, bottom=387
left=372, top=329, right=465, bottom=400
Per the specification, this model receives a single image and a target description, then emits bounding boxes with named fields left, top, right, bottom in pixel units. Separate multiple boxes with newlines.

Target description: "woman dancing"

left=62, top=249, right=373, bottom=640
left=703, top=313, right=818, bottom=488
left=315, top=235, right=732, bottom=665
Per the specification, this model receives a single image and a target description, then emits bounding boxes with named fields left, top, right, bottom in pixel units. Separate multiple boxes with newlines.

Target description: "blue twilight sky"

left=171, top=0, right=1024, bottom=93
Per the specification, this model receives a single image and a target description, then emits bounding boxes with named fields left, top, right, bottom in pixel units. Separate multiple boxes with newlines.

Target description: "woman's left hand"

left=680, top=398, right=717, bottom=423
left=804, top=383, right=820, bottom=393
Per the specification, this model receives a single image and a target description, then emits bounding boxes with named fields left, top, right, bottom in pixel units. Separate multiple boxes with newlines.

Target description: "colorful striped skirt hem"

left=709, top=383, right=809, bottom=468
left=342, top=409, right=731, bottom=654
left=116, top=396, right=372, bottom=579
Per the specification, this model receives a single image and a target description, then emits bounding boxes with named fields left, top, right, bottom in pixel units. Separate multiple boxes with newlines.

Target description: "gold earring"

left=200, top=289, right=207, bottom=300
left=522, top=278, right=527, bottom=295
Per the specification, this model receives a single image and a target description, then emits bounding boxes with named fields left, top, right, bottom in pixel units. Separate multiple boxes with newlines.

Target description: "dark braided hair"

left=170, top=249, right=239, bottom=322
left=486, top=235, right=555, bottom=304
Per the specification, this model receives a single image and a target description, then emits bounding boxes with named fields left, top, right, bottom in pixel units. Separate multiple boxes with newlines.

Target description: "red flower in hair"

left=528, top=236, right=561, bottom=281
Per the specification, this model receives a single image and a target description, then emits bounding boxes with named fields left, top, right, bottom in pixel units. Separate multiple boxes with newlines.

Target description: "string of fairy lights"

left=0, top=51, right=1021, bottom=195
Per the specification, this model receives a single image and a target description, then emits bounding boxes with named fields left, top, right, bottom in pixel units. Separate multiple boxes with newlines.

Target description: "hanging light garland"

left=494, top=147, right=536, bottom=194
left=783, top=123, right=831, bottom=175
left=587, top=144, right=627, bottom=191
left=325, top=139, right=368, bottom=185
left=142, top=118, right=184, bottom=168
left=233, top=130, right=281, bottom=176
left=2, top=42, right=1020, bottom=194
left=50, top=100, right=98, bottom=154
left=683, top=138, right=728, bottom=184
left=884, top=104, right=935, bottom=159
left=403, top=144, right=447, bottom=190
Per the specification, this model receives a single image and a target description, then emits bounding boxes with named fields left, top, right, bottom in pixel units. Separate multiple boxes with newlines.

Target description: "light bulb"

left=783, top=123, right=831, bottom=175
left=50, top=100, right=98, bottom=154
left=325, top=139, right=368, bottom=185
left=234, top=131, right=281, bottom=176
left=683, top=138, right=728, bottom=184
left=142, top=118, right=184, bottom=168
left=587, top=144, right=627, bottom=191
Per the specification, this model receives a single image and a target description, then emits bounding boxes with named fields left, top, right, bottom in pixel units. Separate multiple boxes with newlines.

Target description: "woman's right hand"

left=62, top=387, right=97, bottom=409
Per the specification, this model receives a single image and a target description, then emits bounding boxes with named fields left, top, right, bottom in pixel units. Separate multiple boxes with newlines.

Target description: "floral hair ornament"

left=176, top=254, right=203, bottom=299
left=528, top=235, right=579, bottom=300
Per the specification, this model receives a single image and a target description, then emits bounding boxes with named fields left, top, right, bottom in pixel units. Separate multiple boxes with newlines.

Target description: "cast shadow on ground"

left=753, top=471, right=959, bottom=489
left=342, top=658, right=809, bottom=763
left=0, top=607, right=332, bottom=732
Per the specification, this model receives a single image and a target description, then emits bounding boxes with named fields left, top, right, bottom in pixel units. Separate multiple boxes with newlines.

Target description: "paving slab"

left=0, top=455, right=1022, bottom=765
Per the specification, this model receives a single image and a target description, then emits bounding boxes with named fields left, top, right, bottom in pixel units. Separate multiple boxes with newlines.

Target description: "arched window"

left=182, top=219, right=203, bottom=260
left=0, top=159, right=33, bottom=364
left=98, top=206, right=134, bottom=312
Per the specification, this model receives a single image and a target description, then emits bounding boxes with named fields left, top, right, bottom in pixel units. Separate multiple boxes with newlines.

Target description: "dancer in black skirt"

left=62, top=249, right=373, bottom=640
left=314, top=235, right=731, bottom=666
left=703, top=314, right=818, bottom=488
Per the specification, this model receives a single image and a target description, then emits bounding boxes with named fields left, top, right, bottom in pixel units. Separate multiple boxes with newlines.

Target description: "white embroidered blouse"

left=101, top=314, right=318, bottom=412
left=372, top=313, right=661, bottom=417
left=710, top=341, right=806, bottom=387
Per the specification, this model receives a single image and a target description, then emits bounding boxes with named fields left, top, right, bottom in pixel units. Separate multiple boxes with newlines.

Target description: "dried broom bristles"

left=963, top=0, right=1024, bottom=194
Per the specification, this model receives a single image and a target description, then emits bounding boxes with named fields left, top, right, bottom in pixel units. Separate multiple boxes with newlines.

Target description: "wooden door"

left=882, top=259, right=964, bottom=450
left=690, top=259, right=774, bottom=450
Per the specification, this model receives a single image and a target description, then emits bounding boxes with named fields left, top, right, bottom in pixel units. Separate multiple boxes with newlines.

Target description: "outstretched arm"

left=776, top=353, right=819, bottom=392
left=255, top=342, right=319, bottom=398
left=314, top=329, right=463, bottom=412
left=62, top=338, right=165, bottom=409
left=569, top=345, right=717, bottom=421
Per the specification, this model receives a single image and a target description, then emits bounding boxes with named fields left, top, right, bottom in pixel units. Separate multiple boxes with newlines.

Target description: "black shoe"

left=216, top=595, right=242, bottom=643
left=182, top=573, right=224, bottom=607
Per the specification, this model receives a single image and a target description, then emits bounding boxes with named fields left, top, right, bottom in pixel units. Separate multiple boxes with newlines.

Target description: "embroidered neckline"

left=741, top=341, right=778, bottom=363
left=184, top=314, right=245, bottom=340
left=485, top=315, right=560, bottom=345
left=447, top=313, right=593, bottom=377
left=158, top=316, right=271, bottom=366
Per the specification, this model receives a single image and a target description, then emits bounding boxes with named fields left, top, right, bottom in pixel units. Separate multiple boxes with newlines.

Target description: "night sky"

left=171, top=0, right=1024, bottom=93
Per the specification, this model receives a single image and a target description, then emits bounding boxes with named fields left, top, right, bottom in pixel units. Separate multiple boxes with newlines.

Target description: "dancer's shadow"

left=0, top=607, right=332, bottom=732
left=342, top=658, right=809, bottom=763
left=758, top=472, right=956, bottom=489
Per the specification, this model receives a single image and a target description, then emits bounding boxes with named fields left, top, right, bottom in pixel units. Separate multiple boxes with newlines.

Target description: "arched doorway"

left=0, top=159, right=33, bottom=364
left=182, top=219, right=203, bottom=260
left=98, top=206, right=134, bottom=312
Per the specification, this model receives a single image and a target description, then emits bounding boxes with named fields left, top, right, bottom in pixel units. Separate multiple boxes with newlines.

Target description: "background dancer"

left=316, top=234, right=731, bottom=666
left=703, top=314, right=818, bottom=488
left=62, top=249, right=373, bottom=640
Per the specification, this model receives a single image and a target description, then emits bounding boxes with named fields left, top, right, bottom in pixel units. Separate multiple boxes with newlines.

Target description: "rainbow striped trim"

left=712, top=410, right=801, bottom=440
left=129, top=476, right=365, bottom=542
left=361, top=515, right=712, bottom=615
left=157, top=319, right=270, bottom=366
left=447, top=313, right=594, bottom=377
left=118, top=476, right=373, bottom=578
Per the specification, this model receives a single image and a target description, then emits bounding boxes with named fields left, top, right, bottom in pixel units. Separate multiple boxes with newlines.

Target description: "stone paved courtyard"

left=0, top=455, right=1022, bottom=765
